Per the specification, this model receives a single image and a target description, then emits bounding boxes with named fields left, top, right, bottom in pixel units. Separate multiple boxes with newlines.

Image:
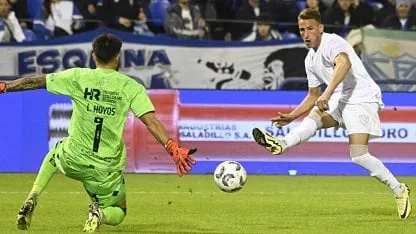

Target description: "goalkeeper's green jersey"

left=46, top=68, right=154, bottom=170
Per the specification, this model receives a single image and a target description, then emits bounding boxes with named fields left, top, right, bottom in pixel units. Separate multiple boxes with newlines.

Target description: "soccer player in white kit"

left=252, top=8, right=411, bottom=219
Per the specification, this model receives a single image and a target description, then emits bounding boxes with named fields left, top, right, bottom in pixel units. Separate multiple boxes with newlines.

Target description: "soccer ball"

left=213, top=161, right=247, bottom=192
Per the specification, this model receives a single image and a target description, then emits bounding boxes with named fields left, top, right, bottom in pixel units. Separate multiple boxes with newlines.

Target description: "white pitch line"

left=0, top=191, right=390, bottom=195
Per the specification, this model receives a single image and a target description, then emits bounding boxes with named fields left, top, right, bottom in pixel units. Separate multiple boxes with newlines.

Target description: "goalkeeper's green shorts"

left=51, top=139, right=126, bottom=208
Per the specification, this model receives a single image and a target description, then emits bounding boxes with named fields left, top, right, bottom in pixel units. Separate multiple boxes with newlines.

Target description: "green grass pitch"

left=1, top=174, right=416, bottom=233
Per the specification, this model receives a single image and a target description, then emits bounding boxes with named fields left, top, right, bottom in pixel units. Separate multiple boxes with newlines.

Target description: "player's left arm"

left=323, top=52, right=351, bottom=96
left=316, top=52, right=351, bottom=111
left=0, top=75, right=46, bottom=93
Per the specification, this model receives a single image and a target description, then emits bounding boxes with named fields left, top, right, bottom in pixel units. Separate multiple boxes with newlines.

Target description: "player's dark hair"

left=298, top=8, right=321, bottom=23
left=92, top=33, right=122, bottom=64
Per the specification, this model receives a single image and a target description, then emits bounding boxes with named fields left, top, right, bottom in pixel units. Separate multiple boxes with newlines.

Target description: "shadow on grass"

left=102, top=223, right=224, bottom=234
left=100, top=222, right=307, bottom=234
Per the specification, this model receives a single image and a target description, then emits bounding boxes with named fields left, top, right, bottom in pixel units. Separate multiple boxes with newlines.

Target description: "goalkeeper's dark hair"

left=92, top=33, right=122, bottom=64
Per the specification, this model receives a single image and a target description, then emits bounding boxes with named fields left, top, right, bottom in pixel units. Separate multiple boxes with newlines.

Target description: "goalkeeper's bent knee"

left=102, top=206, right=126, bottom=226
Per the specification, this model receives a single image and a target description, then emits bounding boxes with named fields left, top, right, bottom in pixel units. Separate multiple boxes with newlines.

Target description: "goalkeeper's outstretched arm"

left=139, top=111, right=170, bottom=146
left=0, top=75, right=46, bottom=93
left=139, top=111, right=197, bottom=177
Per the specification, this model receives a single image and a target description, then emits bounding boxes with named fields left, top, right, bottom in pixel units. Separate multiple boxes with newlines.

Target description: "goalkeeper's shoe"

left=16, top=194, right=38, bottom=230
left=396, top=183, right=411, bottom=219
left=252, top=128, right=285, bottom=155
left=83, top=202, right=103, bottom=233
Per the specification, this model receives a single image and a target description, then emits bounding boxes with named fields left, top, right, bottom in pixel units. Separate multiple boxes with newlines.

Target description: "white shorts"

left=320, top=98, right=383, bottom=138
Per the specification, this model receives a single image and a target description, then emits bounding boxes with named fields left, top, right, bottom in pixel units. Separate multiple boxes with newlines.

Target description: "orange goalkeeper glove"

left=0, top=82, right=5, bottom=93
left=165, top=139, right=197, bottom=177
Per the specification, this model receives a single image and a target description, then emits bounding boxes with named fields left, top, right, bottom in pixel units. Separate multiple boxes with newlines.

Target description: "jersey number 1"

left=93, top=117, right=104, bottom=152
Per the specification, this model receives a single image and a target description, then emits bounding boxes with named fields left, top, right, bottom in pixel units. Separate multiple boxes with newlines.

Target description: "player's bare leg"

left=349, top=133, right=411, bottom=219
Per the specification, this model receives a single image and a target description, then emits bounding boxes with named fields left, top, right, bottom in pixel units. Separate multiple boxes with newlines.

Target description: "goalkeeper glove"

left=0, top=82, right=5, bottom=93
left=165, top=139, right=197, bottom=177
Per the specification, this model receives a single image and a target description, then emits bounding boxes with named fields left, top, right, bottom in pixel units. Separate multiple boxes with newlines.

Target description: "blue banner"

left=0, top=28, right=308, bottom=91
left=1, top=89, right=415, bottom=175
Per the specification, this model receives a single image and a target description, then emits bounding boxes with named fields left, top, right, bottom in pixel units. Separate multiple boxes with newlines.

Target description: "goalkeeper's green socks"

left=102, top=206, right=125, bottom=226
left=29, top=151, right=58, bottom=196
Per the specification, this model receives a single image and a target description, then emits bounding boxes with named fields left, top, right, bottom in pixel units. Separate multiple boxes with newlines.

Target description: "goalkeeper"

left=0, top=33, right=197, bottom=232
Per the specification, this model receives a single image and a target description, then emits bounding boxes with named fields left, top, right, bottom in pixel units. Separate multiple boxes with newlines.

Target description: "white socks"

left=352, top=153, right=404, bottom=197
left=283, top=116, right=322, bottom=148
left=281, top=116, right=404, bottom=197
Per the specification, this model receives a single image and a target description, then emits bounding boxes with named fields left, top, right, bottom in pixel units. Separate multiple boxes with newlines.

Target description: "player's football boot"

left=16, top=193, right=38, bottom=230
left=252, top=128, right=285, bottom=155
left=396, top=183, right=411, bottom=219
left=83, top=202, right=103, bottom=233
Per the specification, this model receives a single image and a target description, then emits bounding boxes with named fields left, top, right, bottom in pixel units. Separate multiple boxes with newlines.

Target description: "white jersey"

left=305, top=33, right=383, bottom=105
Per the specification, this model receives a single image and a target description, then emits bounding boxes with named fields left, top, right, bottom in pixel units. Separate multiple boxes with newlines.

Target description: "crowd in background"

left=0, top=0, right=415, bottom=43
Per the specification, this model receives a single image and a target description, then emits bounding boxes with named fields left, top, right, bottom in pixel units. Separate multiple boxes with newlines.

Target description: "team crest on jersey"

left=359, top=115, right=369, bottom=126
